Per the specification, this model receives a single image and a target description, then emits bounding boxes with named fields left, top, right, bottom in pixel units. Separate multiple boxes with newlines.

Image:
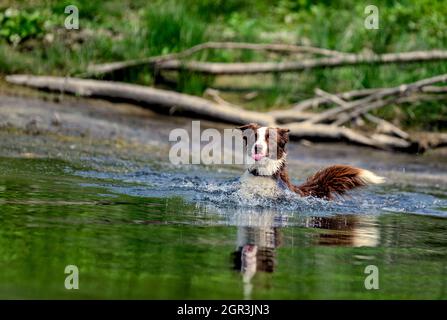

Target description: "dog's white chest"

left=238, top=171, right=282, bottom=198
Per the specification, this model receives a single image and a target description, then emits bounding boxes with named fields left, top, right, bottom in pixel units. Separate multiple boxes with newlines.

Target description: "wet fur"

left=238, top=123, right=385, bottom=200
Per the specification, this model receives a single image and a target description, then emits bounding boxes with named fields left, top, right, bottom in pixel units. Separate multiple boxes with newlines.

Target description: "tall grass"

left=0, top=0, right=446, bottom=130
left=144, top=2, right=208, bottom=56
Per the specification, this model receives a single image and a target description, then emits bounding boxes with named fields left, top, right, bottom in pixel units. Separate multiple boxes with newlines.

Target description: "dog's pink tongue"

left=252, top=154, right=264, bottom=161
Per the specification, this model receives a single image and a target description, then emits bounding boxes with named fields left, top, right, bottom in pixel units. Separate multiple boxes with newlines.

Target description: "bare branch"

left=304, top=74, right=447, bottom=125
left=204, top=88, right=236, bottom=107
left=6, top=75, right=275, bottom=126
left=156, top=50, right=447, bottom=75
left=86, top=42, right=346, bottom=76
left=311, top=88, right=410, bottom=140
left=363, top=114, right=409, bottom=140
left=6, top=74, right=419, bottom=152
left=291, top=86, right=447, bottom=112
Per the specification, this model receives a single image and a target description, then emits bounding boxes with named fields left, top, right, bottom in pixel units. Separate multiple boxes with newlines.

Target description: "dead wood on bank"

left=85, top=41, right=347, bottom=76
left=155, top=50, right=447, bottom=75
left=5, top=75, right=274, bottom=126
left=76, top=41, right=447, bottom=154
left=6, top=74, right=422, bottom=152
left=86, top=41, right=447, bottom=77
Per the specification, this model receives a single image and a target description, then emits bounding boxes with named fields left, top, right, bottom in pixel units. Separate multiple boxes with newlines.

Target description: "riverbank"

left=1, top=87, right=447, bottom=190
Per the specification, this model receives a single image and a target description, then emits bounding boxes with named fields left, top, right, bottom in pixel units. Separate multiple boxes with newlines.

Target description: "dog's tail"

left=294, top=165, right=385, bottom=200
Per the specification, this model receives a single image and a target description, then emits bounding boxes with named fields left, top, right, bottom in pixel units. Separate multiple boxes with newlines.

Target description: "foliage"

left=0, top=8, right=49, bottom=45
left=0, top=0, right=446, bottom=130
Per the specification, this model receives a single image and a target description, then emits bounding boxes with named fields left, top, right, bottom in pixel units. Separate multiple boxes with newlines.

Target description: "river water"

left=0, top=96, right=446, bottom=299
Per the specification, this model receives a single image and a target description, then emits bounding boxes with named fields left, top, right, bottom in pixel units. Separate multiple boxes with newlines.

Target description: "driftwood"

left=369, top=133, right=413, bottom=149
left=5, top=75, right=274, bottom=125
left=333, top=74, right=447, bottom=126
left=200, top=88, right=395, bottom=148
left=292, top=85, right=447, bottom=111
left=86, top=40, right=447, bottom=76
left=286, top=75, right=446, bottom=152
left=417, top=133, right=447, bottom=149
left=287, top=123, right=412, bottom=150
left=77, top=41, right=446, bottom=154
left=300, top=74, right=447, bottom=126
left=178, top=42, right=346, bottom=56
left=313, top=88, right=409, bottom=140
left=363, top=114, right=409, bottom=140
left=5, top=74, right=419, bottom=152
left=292, top=88, right=380, bottom=111
left=154, top=50, right=447, bottom=75
left=86, top=41, right=346, bottom=76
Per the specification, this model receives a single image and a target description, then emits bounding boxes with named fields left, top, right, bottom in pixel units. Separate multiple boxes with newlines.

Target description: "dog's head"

left=238, top=123, right=289, bottom=175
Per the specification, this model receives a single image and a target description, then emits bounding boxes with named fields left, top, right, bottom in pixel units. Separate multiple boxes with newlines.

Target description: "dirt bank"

left=1, top=84, right=447, bottom=188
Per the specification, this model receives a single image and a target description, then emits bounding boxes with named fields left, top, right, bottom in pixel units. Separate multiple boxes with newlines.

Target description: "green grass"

left=0, top=0, right=446, bottom=130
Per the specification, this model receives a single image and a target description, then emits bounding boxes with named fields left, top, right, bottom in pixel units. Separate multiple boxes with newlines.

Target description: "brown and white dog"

left=238, top=123, right=385, bottom=200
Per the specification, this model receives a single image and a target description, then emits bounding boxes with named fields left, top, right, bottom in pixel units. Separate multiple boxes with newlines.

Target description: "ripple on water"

left=75, top=164, right=447, bottom=218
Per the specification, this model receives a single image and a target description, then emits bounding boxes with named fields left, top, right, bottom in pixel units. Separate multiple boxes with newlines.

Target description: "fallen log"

left=7, top=74, right=421, bottom=152
left=179, top=42, right=346, bottom=56
left=155, top=50, right=447, bottom=75
left=335, top=79, right=447, bottom=126
left=86, top=41, right=345, bottom=76
left=291, top=85, right=447, bottom=112
left=363, top=114, right=409, bottom=140
left=369, top=133, right=412, bottom=149
left=313, top=88, right=410, bottom=140
left=204, top=88, right=319, bottom=123
left=415, top=132, right=447, bottom=149
left=85, top=43, right=447, bottom=76
left=5, top=75, right=275, bottom=126
left=287, top=123, right=413, bottom=150
left=304, top=74, right=447, bottom=125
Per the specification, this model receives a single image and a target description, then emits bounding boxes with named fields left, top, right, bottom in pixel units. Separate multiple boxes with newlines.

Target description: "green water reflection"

left=0, top=158, right=446, bottom=299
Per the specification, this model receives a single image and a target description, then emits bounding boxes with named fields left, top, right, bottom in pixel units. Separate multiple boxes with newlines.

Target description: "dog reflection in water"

left=232, top=225, right=281, bottom=299
left=231, top=212, right=283, bottom=299
left=231, top=213, right=379, bottom=299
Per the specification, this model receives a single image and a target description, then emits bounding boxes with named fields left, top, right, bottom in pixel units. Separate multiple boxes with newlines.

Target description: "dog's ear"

left=277, top=128, right=290, bottom=145
left=237, top=123, right=259, bottom=131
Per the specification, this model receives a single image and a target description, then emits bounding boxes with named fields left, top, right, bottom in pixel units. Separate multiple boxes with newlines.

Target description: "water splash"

left=75, top=163, right=447, bottom=218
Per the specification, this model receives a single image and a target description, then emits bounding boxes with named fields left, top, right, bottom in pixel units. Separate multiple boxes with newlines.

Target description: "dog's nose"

left=254, top=144, right=263, bottom=154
